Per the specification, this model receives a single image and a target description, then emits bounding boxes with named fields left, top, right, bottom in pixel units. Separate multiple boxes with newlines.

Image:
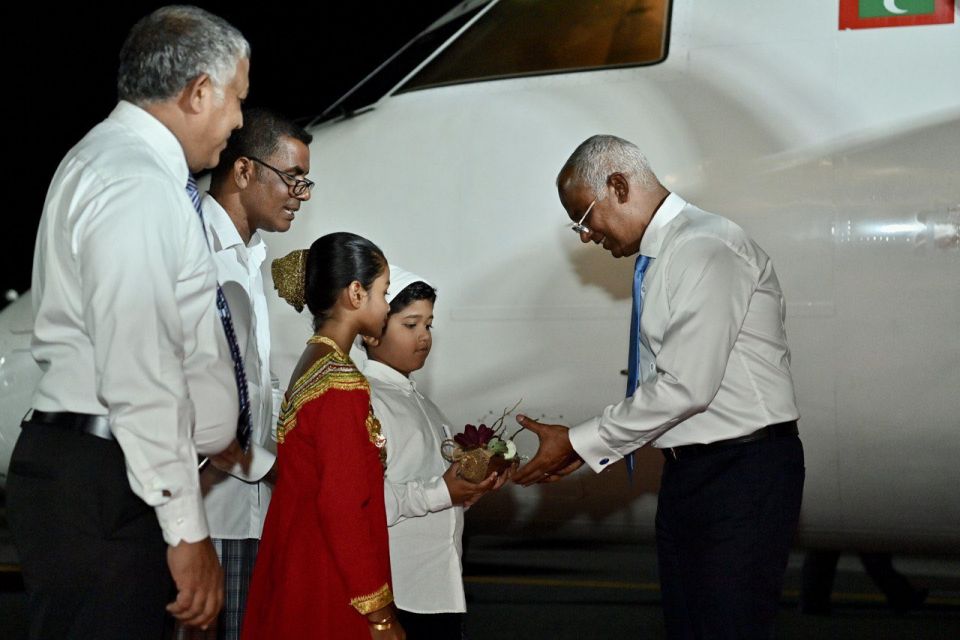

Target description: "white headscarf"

left=351, top=264, right=435, bottom=367
left=385, top=264, right=434, bottom=304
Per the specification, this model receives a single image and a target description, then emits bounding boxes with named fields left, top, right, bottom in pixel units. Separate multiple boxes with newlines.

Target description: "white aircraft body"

left=1, top=0, right=958, bottom=552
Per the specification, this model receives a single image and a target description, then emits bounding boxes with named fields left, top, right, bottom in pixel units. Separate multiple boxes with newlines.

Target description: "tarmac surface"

left=461, top=534, right=960, bottom=639
left=2, top=488, right=959, bottom=639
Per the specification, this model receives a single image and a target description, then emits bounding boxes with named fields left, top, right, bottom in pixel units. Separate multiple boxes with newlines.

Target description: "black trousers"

left=395, top=609, right=463, bottom=639
left=7, top=421, right=174, bottom=640
left=655, top=433, right=804, bottom=640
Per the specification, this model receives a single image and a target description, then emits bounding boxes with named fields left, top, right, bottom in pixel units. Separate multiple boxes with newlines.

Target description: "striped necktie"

left=186, top=174, right=252, bottom=451
left=625, top=254, right=652, bottom=480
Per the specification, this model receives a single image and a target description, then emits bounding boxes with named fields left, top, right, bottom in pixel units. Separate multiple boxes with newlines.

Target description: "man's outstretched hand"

left=512, top=415, right=584, bottom=486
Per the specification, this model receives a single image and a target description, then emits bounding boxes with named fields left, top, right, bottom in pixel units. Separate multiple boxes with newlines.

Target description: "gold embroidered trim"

left=307, top=334, right=345, bottom=355
left=367, top=412, right=387, bottom=467
left=276, top=336, right=388, bottom=468
left=350, top=583, right=393, bottom=615
left=277, top=339, right=368, bottom=444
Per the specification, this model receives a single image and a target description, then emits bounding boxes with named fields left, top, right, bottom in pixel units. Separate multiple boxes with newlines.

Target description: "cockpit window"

left=308, top=1, right=491, bottom=126
left=397, top=0, right=671, bottom=94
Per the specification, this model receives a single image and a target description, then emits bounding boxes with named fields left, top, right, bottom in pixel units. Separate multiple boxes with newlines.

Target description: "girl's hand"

left=367, top=605, right=405, bottom=640
left=368, top=621, right=405, bottom=640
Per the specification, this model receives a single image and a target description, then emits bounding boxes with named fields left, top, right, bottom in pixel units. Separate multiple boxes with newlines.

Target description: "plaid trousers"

left=175, top=538, right=259, bottom=640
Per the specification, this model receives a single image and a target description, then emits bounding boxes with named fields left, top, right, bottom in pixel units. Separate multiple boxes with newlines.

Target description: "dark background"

left=3, top=1, right=460, bottom=303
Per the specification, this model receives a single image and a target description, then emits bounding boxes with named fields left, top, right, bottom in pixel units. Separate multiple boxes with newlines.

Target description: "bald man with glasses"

left=515, top=135, right=804, bottom=639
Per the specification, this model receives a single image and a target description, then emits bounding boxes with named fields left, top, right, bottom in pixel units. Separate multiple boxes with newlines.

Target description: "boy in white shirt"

left=362, top=267, right=506, bottom=638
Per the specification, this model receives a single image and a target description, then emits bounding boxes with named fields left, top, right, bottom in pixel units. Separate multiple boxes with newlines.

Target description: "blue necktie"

left=186, top=175, right=252, bottom=451
left=625, top=254, right=652, bottom=480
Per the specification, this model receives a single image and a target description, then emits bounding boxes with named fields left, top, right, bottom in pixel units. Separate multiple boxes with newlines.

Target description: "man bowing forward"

left=514, top=135, right=805, bottom=639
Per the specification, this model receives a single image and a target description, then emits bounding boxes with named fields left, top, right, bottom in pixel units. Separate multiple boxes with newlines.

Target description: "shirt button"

left=599, top=458, right=609, bottom=466
left=176, top=517, right=184, bottom=525
left=650, top=363, right=655, bottom=371
left=640, top=286, right=646, bottom=294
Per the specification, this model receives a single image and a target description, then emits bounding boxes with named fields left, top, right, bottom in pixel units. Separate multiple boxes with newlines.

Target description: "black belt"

left=661, top=421, right=798, bottom=461
left=26, top=410, right=114, bottom=441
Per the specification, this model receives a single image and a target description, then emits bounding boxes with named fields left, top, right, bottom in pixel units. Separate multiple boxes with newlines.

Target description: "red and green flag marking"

left=839, top=0, right=955, bottom=29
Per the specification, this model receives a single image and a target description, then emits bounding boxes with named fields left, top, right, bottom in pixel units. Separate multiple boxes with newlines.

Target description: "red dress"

left=242, top=338, right=392, bottom=639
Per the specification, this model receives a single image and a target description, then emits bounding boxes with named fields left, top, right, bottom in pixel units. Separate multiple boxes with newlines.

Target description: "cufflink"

left=599, top=458, right=609, bottom=465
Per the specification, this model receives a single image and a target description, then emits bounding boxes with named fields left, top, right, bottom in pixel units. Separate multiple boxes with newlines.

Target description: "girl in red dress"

left=242, top=232, right=405, bottom=640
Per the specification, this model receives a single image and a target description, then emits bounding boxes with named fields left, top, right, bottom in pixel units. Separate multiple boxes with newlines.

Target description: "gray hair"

left=558, top=135, right=659, bottom=200
left=117, top=5, right=250, bottom=105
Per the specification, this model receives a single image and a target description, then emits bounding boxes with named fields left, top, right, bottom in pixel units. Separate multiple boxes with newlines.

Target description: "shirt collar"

left=639, top=192, right=686, bottom=258
left=201, top=194, right=267, bottom=267
left=108, top=101, right=189, bottom=187
left=363, top=359, right=416, bottom=394
left=202, top=194, right=244, bottom=252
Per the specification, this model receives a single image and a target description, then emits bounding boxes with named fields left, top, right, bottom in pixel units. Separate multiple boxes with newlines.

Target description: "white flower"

left=504, top=440, right=517, bottom=460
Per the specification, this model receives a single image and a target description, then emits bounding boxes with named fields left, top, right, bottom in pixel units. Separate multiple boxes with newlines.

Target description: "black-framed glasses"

left=247, top=156, right=315, bottom=197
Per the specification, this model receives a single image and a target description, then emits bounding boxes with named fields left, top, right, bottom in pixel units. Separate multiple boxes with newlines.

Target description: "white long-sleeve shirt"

left=364, top=360, right=466, bottom=614
left=570, top=194, right=800, bottom=472
left=30, top=101, right=238, bottom=545
left=199, top=195, right=279, bottom=539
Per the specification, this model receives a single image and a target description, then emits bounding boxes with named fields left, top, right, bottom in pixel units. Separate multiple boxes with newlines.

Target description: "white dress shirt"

left=570, top=193, right=800, bottom=473
left=199, top=195, right=280, bottom=539
left=364, top=360, right=466, bottom=614
left=30, top=101, right=238, bottom=545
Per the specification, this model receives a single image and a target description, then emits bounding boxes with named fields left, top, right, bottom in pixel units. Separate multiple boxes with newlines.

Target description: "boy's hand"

left=443, top=462, right=498, bottom=508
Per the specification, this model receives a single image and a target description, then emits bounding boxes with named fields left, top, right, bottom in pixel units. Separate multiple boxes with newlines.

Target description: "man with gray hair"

left=514, top=134, right=804, bottom=637
left=7, top=6, right=250, bottom=638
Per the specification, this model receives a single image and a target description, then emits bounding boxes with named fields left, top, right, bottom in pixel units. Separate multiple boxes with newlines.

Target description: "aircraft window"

left=308, top=2, right=490, bottom=125
left=397, top=0, right=671, bottom=94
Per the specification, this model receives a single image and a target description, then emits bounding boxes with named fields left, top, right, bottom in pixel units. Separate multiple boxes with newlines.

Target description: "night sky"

left=4, top=1, right=459, bottom=304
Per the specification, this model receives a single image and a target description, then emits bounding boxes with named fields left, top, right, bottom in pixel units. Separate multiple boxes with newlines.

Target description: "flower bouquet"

left=441, top=401, right=523, bottom=483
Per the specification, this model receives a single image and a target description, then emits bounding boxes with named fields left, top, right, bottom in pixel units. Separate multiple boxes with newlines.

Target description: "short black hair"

left=389, top=281, right=436, bottom=315
left=305, top=232, right=386, bottom=332
left=211, top=107, right=313, bottom=185
left=362, top=280, right=436, bottom=352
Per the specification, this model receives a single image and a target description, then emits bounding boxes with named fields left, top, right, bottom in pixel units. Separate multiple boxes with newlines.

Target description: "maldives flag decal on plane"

left=839, top=0, right=955, bottom=29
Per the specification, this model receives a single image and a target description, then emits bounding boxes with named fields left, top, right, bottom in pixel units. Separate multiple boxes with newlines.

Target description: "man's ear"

left=179, top=73, right=214, bottom=115
left=234, top=157, right=254, bottom=189
left=362, top=334, right=381, bottom=349
left=607, top=172, right=630, bottom=204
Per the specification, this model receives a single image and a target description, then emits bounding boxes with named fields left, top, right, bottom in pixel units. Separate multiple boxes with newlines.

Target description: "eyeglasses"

left=571, top=199, right=596, bottom=234
left=247, top=156, right=315, bottom=197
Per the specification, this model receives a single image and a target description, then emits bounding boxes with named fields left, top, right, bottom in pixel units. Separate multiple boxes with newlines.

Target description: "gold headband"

left=272, top=249, right=308, bottom=312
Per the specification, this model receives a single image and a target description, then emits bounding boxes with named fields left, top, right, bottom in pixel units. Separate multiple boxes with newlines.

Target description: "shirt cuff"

left=225, top=443, right=276, bottom=483
left=155, top=490, right=210, bottom=546
left=423, top=476, right=453, bottom=512
left=569, top=416, right=623, bottom=474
